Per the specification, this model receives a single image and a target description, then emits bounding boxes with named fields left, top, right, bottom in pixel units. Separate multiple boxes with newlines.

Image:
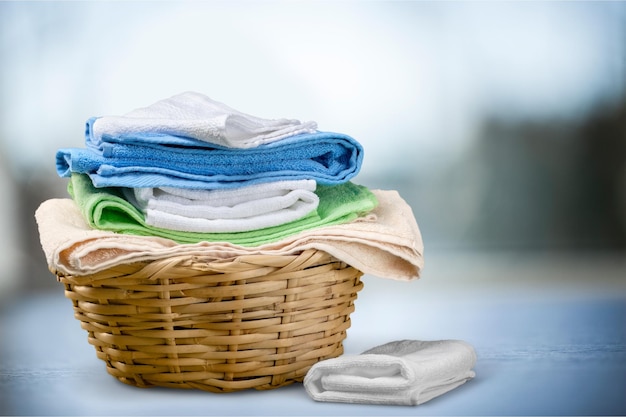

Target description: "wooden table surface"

left=2, top=251, right=625, bottom=416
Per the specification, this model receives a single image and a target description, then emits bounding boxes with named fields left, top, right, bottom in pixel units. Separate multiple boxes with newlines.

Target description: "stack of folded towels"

left=35, top=93, right=477, bottom=407
left=53, top=91, right=378, bottom=246
left=37, top=92, right=425, bottom=280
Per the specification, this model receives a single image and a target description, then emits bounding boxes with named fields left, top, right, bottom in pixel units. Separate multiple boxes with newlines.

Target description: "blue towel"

left=58, top=125, right=363, bottom=189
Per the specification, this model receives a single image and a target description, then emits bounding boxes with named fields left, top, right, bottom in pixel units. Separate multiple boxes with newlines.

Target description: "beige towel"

left=35, top=190, right=424, bottom=281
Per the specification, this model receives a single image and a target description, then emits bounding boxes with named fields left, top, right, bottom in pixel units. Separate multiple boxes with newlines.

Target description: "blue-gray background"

left=0, top=1, right=625, bottom=416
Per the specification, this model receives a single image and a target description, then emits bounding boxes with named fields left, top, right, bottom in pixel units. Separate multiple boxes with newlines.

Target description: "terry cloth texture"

left=57, top=130, right=363, bottom=189
left=35, top=189, right=424, bottom=281
left=66, top=173, right=378, bottom=246
left=303, top=340, right=476, bottom=406
left=124, top=180, right=319, bottom=233
left=88, top=91, right=317, bottom=149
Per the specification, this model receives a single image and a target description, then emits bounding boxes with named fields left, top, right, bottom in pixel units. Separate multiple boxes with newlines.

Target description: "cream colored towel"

left=35, top=190, right=424, bottom=281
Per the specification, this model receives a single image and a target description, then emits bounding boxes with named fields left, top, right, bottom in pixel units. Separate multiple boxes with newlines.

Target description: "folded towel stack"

left=37, top=92, right=425, bottom=280
left=34, top=93, right=433, bottom=397
left=53, top=92, right=379, bottom=243
left=57, top=92, right=363, bottom=189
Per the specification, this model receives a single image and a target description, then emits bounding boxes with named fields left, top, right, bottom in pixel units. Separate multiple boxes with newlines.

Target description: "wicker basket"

left=55, top=249, right=364, bottom=392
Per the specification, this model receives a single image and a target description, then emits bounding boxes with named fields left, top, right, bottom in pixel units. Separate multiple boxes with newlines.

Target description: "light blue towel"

left=57, top=123, right=363, bottom=189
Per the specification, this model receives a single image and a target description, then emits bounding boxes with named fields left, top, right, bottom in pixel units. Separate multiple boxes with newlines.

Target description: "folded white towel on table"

left=35, top=190, right=424, bottom=281
left=303, top=340, right=476, bottom=406
left=90, top=91, right=318, bottom=149
left=123, top=180, right=319, bottom=233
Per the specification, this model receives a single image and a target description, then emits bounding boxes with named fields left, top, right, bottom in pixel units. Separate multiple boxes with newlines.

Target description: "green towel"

left=68, top=173, right=378, bottom=246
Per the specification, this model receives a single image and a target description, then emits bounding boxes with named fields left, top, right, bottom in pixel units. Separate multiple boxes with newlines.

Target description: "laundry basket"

left=55, top=249, right=364, bottom=392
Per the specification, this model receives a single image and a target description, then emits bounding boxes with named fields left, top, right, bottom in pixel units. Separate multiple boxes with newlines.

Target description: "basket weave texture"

left=57, top=249, right=363, bottom=392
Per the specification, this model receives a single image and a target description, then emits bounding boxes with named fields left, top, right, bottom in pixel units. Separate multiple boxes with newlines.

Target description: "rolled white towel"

left=303, top=340, right=476, bottom=406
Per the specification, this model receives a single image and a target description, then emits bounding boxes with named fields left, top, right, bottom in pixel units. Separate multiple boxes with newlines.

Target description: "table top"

left=2, top=250, right=625, bottom=416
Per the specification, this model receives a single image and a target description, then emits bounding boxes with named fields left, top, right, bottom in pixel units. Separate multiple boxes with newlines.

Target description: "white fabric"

left=124, top=180, right=318, bottom=233
left=303, top=340, right=477, bottom=406
left=35, top=190, right=424, bottom=281
left=91, top=91, right=317, bottom=148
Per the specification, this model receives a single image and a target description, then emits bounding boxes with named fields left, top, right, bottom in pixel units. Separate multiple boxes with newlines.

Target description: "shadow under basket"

left=55, top=249, right=364, bottom=393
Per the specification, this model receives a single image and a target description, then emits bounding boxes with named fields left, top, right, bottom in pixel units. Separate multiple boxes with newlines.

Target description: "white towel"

left=303, top=340, right=476, bottom=406
left=91, top=92, right=318, bottom=149
left=123, top=180, right=319, bottom=233
left=35, top=189, right=424, bottom=281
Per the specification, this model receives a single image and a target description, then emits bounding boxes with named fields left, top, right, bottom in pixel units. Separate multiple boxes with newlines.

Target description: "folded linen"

left=88, top=91, right=317, bottom=149
left=35, top=189, right=424, bottom=281
left=303, top=340, right=476, bottom=406
left=124, top=180, right=319, bottom=233
left=67, top=173, right=377, bottom=246
left=57, top=130, right=363, bottom=189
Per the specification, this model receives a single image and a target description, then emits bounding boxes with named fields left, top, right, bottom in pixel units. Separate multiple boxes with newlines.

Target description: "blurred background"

left=1, top=2, right=626, bottom=415
left=0, top=0, right=624, bottom=297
